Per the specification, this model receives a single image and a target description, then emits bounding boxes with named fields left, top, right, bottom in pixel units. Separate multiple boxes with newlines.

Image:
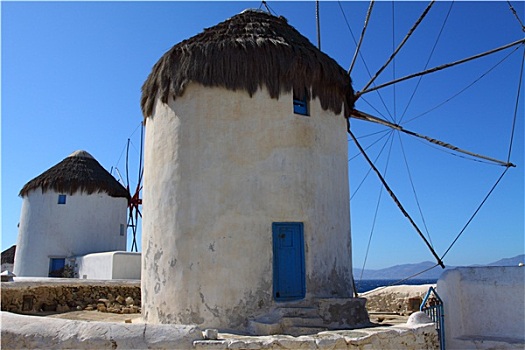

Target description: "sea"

left=355, top=279, right=437, bottom=294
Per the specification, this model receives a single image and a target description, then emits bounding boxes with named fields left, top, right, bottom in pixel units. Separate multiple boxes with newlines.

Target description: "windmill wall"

left=14, top=190, right=128, bottom=277
left=142, top=83, right=354, bottom=330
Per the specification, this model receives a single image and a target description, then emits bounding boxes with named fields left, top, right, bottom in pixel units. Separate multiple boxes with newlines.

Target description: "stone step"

left=284, top=326, right=329, bottom=337
left=278, top=306, right=318, bottom=318
left=247, top=320, right=283, bottom=336
left=282, top=315, right=326, bottom=328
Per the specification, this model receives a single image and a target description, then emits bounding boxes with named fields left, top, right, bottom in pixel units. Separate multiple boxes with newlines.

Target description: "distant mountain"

left=487, top=254, right=524, bottom=267
left=353, top=254, right=524, bottom=280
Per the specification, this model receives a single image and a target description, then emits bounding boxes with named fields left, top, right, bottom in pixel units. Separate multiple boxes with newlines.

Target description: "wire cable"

left=357, top=263, right=440, bottom=296
left=507, top=48, right=524, bottom=163
left=350, top=130, right=393, bottom=199
left=507, top=1, right=525, bottom=32
left=440, top=167, right=510, bottom=260
left=399, top=1, right=455, bottom=124
left=358, top=1, right=435, bottom=97
left=397, top=132, right=434, bottom=248
left=338, top=0, right=395, bottom=122
left=404, top=46, right=520, bottom=125
left=357, top=132, right=395, bottom=286
left=347, top=118, right=445, bottom=268
left=349, top=129, right=391, bottom=162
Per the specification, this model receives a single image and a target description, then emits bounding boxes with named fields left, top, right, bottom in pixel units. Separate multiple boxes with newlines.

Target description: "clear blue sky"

left=2, top=1, right=523, bottom=271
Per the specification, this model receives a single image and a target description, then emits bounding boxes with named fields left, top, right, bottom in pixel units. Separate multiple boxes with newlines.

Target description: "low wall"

left=438, top=266, right=525, bottom=349
left=1, top=280, right=439, bottom=349
left=1, top=311, right=438, bottom=350
left=76, top=252, right=141, bottom=280
left=1, top=312, right=202, bottom=349
left=195, top=324, right=438, bottom=349
left=1, top=279, right=140, bottom=314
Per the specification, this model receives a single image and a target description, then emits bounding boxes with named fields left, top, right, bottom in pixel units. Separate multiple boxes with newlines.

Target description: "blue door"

left=272, top=222, right=305, bottom=301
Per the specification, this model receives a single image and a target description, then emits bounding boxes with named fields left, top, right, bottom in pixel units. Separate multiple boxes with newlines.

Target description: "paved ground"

left=42, top=309, right=408, bottom=327
left=367, top=312, right=409, bottom=325
left=45, top=310, right=143, bottom=323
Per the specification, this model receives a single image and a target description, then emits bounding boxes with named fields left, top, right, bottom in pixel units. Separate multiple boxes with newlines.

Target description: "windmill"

left=112, top=123, right=144, bottom=252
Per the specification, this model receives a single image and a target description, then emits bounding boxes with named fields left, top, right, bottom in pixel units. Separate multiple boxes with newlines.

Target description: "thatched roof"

left=141, top=9, right=354, bottom=119
left=1, top=245, right=16, bottom=264
left=19, top=150, right=129, bottom=199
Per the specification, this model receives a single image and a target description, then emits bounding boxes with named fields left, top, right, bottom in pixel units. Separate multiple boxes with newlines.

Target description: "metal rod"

left=359, top=1, right=435, bottom=95
left=349, top=0, right=375, bottom=75
left=351, top=109, right=515, bottom=167
left=347, top=119, right=445, bottom=269
left=356, top=38, right=525, bottom=97
left=316, top=0, right=321, bottom=50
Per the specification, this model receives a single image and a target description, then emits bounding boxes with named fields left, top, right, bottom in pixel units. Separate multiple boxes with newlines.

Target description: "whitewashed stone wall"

left=1, top=311, right=438, bottom=350
left=194, top=325, right=438, bottom=349
left=76, top=252, right=141, bottom=280
left=142, top=83, right=353, bottom=330
left=1, top=312, right=201, bottom=349
left=438, top=266, right=525, bottom=349
left=14, top=191, right=127, bottom=277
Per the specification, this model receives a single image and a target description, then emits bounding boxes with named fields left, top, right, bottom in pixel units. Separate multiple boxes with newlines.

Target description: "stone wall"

left=1, top=311, right=438, bottom=350
left=360, top=284, right=434, bottom=315
left=195, top=323, right=439, bottom=350
left=1, top=280, right=140, bottom=315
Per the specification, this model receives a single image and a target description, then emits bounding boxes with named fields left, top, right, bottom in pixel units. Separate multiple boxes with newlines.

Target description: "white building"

left=140, top=10, right=367, bottom=333
left=76, top=251, right=141, bottom=280
left=14, top=150, right=129, bottom=277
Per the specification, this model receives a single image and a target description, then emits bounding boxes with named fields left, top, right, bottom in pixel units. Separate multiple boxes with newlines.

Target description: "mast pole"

left=316, top=0, right=321, bottom=50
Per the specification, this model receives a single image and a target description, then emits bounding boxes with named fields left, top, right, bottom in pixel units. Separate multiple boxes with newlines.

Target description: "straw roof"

left=141, top=9, right=354, bottom=119
left=19, top=150, right=129, bottom=199
left=1, top=245, right=16, bottom=265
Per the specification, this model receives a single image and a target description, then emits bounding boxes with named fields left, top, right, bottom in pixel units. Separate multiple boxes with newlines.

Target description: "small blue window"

left=293, top=90, right=309, bottom=116
left=58, top=194, right=67, bottom=204
left=49, top=258, right=65, bottom=277
left=120, top=224, right=125, bottom=236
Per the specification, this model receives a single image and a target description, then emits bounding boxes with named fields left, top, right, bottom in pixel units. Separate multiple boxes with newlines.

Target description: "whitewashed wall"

left=113, top=252, right=141, bottom=280
left=76, top=252, right=141, bottom=280
left=14, top=191, right=127, bottom=277
left=142, top=83, right=353, bottom=330
left=438, top=266, right=525, bottom=349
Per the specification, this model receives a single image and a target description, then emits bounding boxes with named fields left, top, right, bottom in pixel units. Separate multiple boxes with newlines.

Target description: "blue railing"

left=420, top=286, right=445, bottom=350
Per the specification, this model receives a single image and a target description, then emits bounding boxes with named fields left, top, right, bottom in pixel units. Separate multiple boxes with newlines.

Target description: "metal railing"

left=420, top=286, right=445, bottom=350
